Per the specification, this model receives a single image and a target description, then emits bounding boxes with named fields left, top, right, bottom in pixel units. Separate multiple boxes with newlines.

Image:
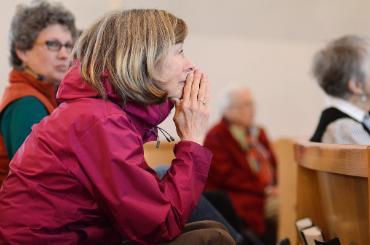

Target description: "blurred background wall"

left=2, top=0, right=370, bottom=139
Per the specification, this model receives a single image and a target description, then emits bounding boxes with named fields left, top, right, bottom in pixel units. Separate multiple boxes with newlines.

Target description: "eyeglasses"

left=35, top=40, right=74, bottom=52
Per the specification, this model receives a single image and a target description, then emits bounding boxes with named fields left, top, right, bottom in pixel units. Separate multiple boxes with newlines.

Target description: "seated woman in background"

left=0, top=0, right=77, bottom=183
left=204, top=88, right=277, bottom=245
left=311, top=35, right=370, bottom=144
left=0, top=9, right=235, bottom=245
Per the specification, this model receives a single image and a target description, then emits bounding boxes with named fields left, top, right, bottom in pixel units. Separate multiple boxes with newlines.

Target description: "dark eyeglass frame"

left=34, top=39, right=74, bottom=52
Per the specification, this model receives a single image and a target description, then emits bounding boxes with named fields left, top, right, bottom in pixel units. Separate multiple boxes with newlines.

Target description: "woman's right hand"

left=172, top=70, right=209, bottom=145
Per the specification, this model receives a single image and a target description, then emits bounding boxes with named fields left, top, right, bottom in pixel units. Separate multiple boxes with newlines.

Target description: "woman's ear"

left=348, top=79, right=364, bottom=95
left=15, top=48, right=28, bottom=64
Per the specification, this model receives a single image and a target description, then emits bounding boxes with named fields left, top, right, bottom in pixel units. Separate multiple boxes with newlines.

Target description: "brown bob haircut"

left=74, top=9, right=187, bottom=105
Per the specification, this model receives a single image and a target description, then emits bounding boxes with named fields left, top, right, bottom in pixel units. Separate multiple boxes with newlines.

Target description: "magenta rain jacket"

left=0, top=63, right=212, bottom=244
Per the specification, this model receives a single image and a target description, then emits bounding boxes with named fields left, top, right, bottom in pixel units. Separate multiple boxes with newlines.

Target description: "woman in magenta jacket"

left=0, top=9, right=234, bottom=245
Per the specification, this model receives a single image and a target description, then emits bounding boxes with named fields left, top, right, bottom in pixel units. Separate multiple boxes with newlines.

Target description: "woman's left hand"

left=172, top=69, right=210, bottom=145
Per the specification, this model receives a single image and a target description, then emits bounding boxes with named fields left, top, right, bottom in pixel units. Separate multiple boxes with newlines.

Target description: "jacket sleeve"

left=71, top=114, right=212, bottom=244
left=323, top=118, right=370, bottom=145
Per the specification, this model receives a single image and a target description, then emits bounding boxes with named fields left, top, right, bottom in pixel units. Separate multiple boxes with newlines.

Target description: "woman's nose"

left=57, top=46, right=70, bottom=59
left=186, top=67, right=194, bottom=73
left=185, top=60, right=195, bottom=73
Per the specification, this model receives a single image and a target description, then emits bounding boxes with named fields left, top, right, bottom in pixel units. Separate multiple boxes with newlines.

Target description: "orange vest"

left=0, top=69, right=57, bottom=185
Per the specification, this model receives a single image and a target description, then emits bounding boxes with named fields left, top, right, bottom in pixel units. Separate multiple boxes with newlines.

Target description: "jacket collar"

left=57, top=62, right=174, bottom=141
left=9, top=69, right=57, bottom=107
left=327, top=96, right=367, bottom=123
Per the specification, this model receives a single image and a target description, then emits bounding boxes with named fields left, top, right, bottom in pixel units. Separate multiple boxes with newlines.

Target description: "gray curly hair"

left=9, top=0, right=78, bottom=69
left=312, top=35, right=370, bottom=99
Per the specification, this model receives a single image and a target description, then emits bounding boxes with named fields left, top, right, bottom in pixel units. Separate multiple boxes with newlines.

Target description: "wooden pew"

left=294, top=140, right=369, bottom=244
left=274, top=138, right=298, bottom=244
left=144, top=141, right=175, bottom=168
left=145, top=139, right=300, bottom=244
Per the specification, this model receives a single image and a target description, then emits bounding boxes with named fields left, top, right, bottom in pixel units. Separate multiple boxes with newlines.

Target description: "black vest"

left=310, top=107, right=370, bottom=142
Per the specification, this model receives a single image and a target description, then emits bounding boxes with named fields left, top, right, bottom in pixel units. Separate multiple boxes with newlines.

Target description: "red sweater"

left=204, top=119, right=277, bottom=235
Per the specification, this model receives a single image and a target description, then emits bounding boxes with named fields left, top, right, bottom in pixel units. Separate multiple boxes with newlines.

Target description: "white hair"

left=218, top=85, right=252, bottom=115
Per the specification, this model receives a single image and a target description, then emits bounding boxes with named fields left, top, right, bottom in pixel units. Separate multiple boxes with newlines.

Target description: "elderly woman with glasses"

left=0, top=0, right=77, bottom=183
